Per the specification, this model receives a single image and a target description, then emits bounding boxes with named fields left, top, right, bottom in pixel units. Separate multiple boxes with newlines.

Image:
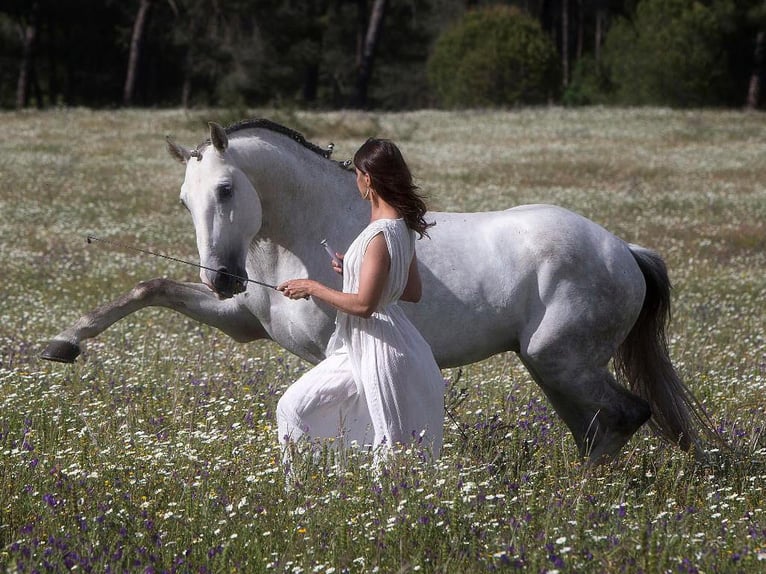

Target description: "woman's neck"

left=369, top=195, right=400, bottom=222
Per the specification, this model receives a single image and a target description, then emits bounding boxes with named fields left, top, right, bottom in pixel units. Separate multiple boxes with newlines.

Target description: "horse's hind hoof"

left=40, top=340, right=81, bottom=363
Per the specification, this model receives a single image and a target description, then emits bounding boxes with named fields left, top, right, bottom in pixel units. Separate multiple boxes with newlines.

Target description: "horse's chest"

left=259, top=299, right=335, bottom=364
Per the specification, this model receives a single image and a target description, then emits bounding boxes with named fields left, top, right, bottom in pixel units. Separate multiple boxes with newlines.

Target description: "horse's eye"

left=217, top=183, right=233, bottom=200
left=179, top=198, right=189, bottom=211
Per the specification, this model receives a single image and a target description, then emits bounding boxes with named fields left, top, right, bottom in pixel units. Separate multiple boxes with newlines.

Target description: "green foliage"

left=0, top=14, right=19, bottom=105
left=3, top=0, right=765, bottom=109
left=602, top=0, right=737, bottom=107
left=563, top=54, right=614, bottom=106
left=427, top=5, right=559, bottom=108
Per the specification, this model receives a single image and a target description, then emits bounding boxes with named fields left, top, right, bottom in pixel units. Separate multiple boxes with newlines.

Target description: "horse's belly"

left=406, top=302, right=521, bottom=368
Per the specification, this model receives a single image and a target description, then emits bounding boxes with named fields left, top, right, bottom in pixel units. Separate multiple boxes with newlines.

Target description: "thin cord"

left=85, top=234, right=278, bottom=290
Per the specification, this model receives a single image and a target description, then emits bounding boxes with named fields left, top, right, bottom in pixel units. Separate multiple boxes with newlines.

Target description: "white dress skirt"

left=277, top=218, right=445, bottom=459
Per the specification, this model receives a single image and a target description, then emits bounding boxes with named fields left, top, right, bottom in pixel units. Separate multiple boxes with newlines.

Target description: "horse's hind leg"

left=520, top=336, right=651, bottom=462
left=41, top=278, right=268, bottom=363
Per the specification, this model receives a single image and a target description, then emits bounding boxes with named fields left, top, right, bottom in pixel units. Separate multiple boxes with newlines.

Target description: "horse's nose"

left=212, top=267, right=247, bottom=298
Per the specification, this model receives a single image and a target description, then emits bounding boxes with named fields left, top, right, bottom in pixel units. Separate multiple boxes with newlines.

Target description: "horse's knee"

left=131, top=278, right=170, bottom=302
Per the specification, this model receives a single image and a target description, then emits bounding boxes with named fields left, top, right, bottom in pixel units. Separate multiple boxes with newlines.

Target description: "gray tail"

left=614, top=245, right=722, bottom=456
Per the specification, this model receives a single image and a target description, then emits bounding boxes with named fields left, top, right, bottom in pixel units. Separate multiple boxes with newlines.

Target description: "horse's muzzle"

left=212, top=266, right=247, bottom=298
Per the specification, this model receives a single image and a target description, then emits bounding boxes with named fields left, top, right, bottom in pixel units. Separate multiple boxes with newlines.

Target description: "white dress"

left=276, top=218, right=445, bottom=458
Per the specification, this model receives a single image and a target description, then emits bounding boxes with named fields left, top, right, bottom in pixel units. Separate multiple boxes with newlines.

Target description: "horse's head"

left=167, top=122, right=262, bottom=299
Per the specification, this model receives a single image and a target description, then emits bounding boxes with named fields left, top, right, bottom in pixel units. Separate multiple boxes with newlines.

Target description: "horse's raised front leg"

left=41, top=278, right=270, bottom=363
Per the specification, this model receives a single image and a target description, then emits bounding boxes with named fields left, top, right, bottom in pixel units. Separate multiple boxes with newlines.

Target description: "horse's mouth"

left=202, top=279, right=223, bottom=298
left=204, top=278, right=247, bottom=300
left=202, top=265, right=248, bottom=299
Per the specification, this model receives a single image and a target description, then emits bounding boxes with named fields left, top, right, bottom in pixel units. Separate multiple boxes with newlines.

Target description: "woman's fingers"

left=332, top=253, right=344, bottom=275
left=278, top=280, right=310, bottom=300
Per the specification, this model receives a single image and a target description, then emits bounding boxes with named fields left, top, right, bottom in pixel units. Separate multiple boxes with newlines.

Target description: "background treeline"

left=2, top=0, right=765, bottom=110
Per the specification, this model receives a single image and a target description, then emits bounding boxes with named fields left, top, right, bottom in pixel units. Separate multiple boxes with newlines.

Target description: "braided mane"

left=191, top=118, right=353, bottom=170
left=195, top=118, right=339, bottom=162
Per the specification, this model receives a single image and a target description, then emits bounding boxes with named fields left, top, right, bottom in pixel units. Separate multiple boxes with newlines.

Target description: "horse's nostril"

left=212, top=266, right=248, bottom=297
left=213, top=267, right=233, bottom=291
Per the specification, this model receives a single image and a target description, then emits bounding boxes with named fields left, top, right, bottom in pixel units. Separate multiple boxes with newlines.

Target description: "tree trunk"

left=181, top=13, right=194, bottom=108
left=303, top=64, right=320, bottom=104
left=46, top=9, right=61, bottom=105
left=353, top=0, right=387, bottom=108
left=595, top=9, right=604, bottom=63
left=746, top=30, right=765, bottom=110
left=355, top=0, right=366, bottom=70
left=301, top=0, right=323, bottom=104
left=561, top=0, right=569, bottom=88
left=124, top=0, right=153, bottom=107
left=15, top=12, right=38, bottom=109
left=576, top=0, right=583, bottom=60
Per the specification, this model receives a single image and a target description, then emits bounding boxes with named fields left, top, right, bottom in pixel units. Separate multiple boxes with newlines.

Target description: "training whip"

left=85, top=234, right=278, bottom=290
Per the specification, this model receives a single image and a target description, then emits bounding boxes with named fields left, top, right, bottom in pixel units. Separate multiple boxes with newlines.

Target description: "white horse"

left=42, top=119, right=718, bottom=462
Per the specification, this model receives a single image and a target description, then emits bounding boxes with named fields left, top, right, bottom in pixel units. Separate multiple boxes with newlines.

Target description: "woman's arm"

left=400, top=251, right=422, bottom=303
left=278, top=233, right=390, bottom=318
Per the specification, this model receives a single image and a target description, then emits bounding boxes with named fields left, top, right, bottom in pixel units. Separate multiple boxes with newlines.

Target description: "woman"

left=277, top=138, right=445, bottom=463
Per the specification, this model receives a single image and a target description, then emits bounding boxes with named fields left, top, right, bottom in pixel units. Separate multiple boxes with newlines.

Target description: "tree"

left=746, top=1, right=766, bottom=109
left=353, top=0, right=388, bottom=108
left=602, top=0, right=735, bottom=107
left=561, top=0, right=569, bottom=87
left=124, top=0, right=152, bottom=106
left=746, top=29, right=765, bottom=108
left=13, top=0, right=40, bottom=109
left=428, top=5, right=559, bottom=107
left=123, top=0, right=178, bottom=106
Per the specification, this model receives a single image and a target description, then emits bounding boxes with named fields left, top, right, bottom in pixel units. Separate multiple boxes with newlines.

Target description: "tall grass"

left=1, top=108, right=764, bottom=573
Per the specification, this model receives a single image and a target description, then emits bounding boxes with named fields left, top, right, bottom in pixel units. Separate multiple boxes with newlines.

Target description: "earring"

left=364, top=187, right=371, bottom=199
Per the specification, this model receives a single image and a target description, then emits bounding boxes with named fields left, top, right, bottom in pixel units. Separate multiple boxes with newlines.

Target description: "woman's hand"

left=278, top=234, right=388, bottom=317
left=332, top=253, right=344, bottom=275
left=278, top=279, right=315, bottom=300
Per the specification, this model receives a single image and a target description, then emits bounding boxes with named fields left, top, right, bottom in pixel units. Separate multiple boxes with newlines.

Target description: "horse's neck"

left=237, top=134, right=364, bottom=255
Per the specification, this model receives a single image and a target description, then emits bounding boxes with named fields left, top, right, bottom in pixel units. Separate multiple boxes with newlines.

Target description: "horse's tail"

left=614, top=245, right=721, bottom=456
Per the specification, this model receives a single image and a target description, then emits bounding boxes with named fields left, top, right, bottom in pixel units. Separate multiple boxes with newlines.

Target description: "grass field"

left=1, top=107, right=764, bottom=573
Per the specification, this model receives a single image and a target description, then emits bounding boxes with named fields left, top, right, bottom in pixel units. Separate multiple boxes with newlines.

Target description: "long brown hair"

left=353, top=138, right=434, bottom=238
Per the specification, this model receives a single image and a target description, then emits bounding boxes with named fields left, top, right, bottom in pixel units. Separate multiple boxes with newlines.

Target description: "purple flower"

left=545, top=544, right=565, bottom=569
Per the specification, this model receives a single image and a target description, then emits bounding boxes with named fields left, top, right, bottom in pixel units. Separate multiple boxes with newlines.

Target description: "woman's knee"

left=277, top=390, right=311, bottom=442
left=277, top=391, right=299, bottom=421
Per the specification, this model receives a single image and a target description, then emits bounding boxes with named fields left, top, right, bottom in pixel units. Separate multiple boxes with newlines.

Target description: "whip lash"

left=85, top=234, right=278, bottom=290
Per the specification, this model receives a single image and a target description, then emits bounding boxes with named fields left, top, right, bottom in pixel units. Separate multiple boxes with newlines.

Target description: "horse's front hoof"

left=40, top=340, right=81, bottom=363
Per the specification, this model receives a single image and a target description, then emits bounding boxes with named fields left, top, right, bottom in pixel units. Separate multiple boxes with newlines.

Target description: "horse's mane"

left=198, top=118, right=349, bottom=169
left=228, top=118, right=334, bottom=158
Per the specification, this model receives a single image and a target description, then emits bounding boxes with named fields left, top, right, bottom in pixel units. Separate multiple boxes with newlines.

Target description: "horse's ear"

left=209, top=122, right=228, bottom=154
left=166, top=136, right=191, bottom=164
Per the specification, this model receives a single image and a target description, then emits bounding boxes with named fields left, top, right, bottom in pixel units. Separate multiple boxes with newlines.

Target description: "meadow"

left=0, top=107, right=764, bottom=573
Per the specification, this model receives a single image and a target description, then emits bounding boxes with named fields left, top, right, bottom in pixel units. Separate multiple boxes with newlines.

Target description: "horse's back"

left=410, top=204, right=646, bottom=367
